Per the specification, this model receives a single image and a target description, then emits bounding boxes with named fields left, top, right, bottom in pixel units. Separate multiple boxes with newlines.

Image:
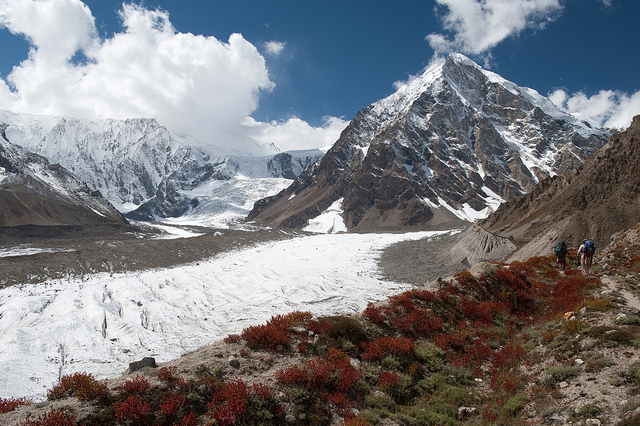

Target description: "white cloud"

left=264, top=40, right=286, bottom=56
left=0, top=0, right=274, bottom=135
left=549, top=88, right=640, bottom=130
left=241, top=116, right=349, bottom=151
left=427, top=0, right=562, bottom=56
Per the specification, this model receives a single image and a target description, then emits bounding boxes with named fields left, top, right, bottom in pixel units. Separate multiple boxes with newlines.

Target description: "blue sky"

left=0, top=0, right=638, bottom=150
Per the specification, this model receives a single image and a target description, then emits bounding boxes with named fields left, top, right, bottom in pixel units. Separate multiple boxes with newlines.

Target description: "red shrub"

left=176, top=412, right=199, bottom=426
left=455, top=270, right=477, bottom=287
left=308, top=319, right=331, bottom=334
left=117, top=374, right=150, bottom=394
left=363, top=303, right=386, bottom=323
left=241, top=314, right=292, bottom=351
left=330, top=392, right=350, bottom=407
left=276, top=348, right=362, bottom=395
left=208, top=378, right=249, bottom=425
left=297, top=337, right=309, bottom=354
left=391, top=316, right=412, bottom=333
left=275, top=364, right=307, bottom=386
left=250, top=382, right=275, bottom=399
left=0, top=397, right=30, bottom=414
left=405, top=289, right=438, bottom=302
left=112, top=395, right=151, bottom=422
left=491, top=341, right=527, bottom=371
left=17, top=409, right=76, bottom=426
left=361, top=336, right=416, bottom=360
left=482, top=403, right=499, bottom=422
left=156, top=366, right=178, bottom=383
left=161, top=392, right=185, bottom=417
left=47, top=372, right=108, bottom=401
left=343, top=414, right=369, bottom=426
left=550, top=275, right=596, bottom=314
left=433, top=328, right=472, bottom=353
left=413, top=312, right=444, bottom=335
left=284, top=310, right=313, bottom=324
left=389, top=293, right=416, bottom=311
left=378, top=371, right=400, bottom=392
left=224, top=333, right=241, bottom=344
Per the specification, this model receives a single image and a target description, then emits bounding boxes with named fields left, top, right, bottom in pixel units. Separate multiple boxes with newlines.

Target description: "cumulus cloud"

left=0, top=0, right=275, bottom=136
left=241, top=116, right=349, bottom=151
left=549, top=88, right=640, bottom=129
left=263, top=40, right=286, bottom=56
left=427, top=0, right=562, bottom=57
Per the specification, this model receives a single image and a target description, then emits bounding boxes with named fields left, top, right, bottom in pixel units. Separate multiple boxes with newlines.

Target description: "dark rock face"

left=478, top=115, right=640, bottom=258
left=248, top=54, right=609, bottom=231
left=128, top=357, right=157, bottom=373
left=0, top=126, right=128, bottom=228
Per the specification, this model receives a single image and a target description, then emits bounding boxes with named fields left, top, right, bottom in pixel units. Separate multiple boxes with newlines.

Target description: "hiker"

left=577, top=239, right=596, bottom=275
left=553, top=240, right=568, bottom=271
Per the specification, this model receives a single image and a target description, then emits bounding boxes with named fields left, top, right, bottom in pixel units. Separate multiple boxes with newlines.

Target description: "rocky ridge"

left=476, top=114, right=640, bottom=262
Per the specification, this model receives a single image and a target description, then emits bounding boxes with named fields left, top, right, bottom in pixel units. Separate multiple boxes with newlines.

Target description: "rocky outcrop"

left=476, top=115, right=640, bottom=260
left=248, top=53, right=609, bottom=231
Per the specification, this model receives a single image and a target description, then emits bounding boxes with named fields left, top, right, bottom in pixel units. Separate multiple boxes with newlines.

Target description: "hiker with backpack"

left=578, top=240, right=596, bottom=275
left=554, top=240, right=568, bottom=271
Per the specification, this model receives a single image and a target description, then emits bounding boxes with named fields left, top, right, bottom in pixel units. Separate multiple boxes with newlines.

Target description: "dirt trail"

left=601, top=275, right=640, bottom=311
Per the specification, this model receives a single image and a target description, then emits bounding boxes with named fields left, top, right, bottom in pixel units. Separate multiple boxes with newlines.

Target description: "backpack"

left=554, top=241, right=568, bottom=256
left=583, top=240, right=595, bottom=256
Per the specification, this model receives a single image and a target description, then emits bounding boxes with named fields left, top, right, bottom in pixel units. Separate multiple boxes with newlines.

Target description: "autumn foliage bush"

left=17, top=409, right=77, bottom=426
left=117, top=374, right=150, bottom=394
left=240, top=311, right=312, bottom=351
left=0, top=397, right=30, bottom=414
left=112, top=394, right=151, bottom=423
left=46, top=372, right=108, bottom=401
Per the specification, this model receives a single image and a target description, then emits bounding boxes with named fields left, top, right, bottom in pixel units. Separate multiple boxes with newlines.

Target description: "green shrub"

left=364, top=391, right=396, bottom=415
left=615, top=315, right=640, bottom=326
left=577, top=403, right=601, bottom=418
left=546, top=365, right=581, bottom=385
left=501, top=392, right=528, bottom=416
left=414, top=341, right=445, bottom=372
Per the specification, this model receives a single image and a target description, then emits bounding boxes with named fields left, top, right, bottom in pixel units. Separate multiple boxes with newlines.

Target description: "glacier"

left=0, top=228, right=459, bottom=401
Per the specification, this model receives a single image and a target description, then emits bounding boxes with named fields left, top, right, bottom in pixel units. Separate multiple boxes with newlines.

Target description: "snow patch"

left=303, top=198, right=347, bottom=234
left=0, top=246, right=76, bottom=258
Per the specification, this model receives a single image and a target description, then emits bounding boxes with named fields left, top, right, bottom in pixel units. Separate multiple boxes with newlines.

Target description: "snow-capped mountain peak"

left=248, top=53, right=610, bottom=231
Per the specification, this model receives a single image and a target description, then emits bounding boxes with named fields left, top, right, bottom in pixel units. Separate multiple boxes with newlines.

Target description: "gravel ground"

left=378, top=231, right=465, bottom=285
left=0, top=223, right=302, bottom=287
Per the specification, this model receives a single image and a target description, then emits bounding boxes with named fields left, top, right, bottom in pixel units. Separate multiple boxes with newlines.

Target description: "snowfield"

left=0, top=229, right=456, bottom=401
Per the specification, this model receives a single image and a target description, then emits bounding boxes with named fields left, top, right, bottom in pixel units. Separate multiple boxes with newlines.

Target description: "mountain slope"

left=0, top=110, right=323, bottom=223
left=476, top=114, right=640, bottom=260
left=248, top=53, right=609, bottom=231
left=0, top=124, right=127, bottom=229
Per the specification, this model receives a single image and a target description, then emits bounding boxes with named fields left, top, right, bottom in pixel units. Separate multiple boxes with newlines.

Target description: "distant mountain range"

left=0, top=110, right=323, bottom=224
left=248, top=53, right=610, bottom=231
left=0, top=53, right=613, bottom=233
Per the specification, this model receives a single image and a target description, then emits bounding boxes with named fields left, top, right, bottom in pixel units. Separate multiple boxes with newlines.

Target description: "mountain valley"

left=1, top=53, right=639, bottom=426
